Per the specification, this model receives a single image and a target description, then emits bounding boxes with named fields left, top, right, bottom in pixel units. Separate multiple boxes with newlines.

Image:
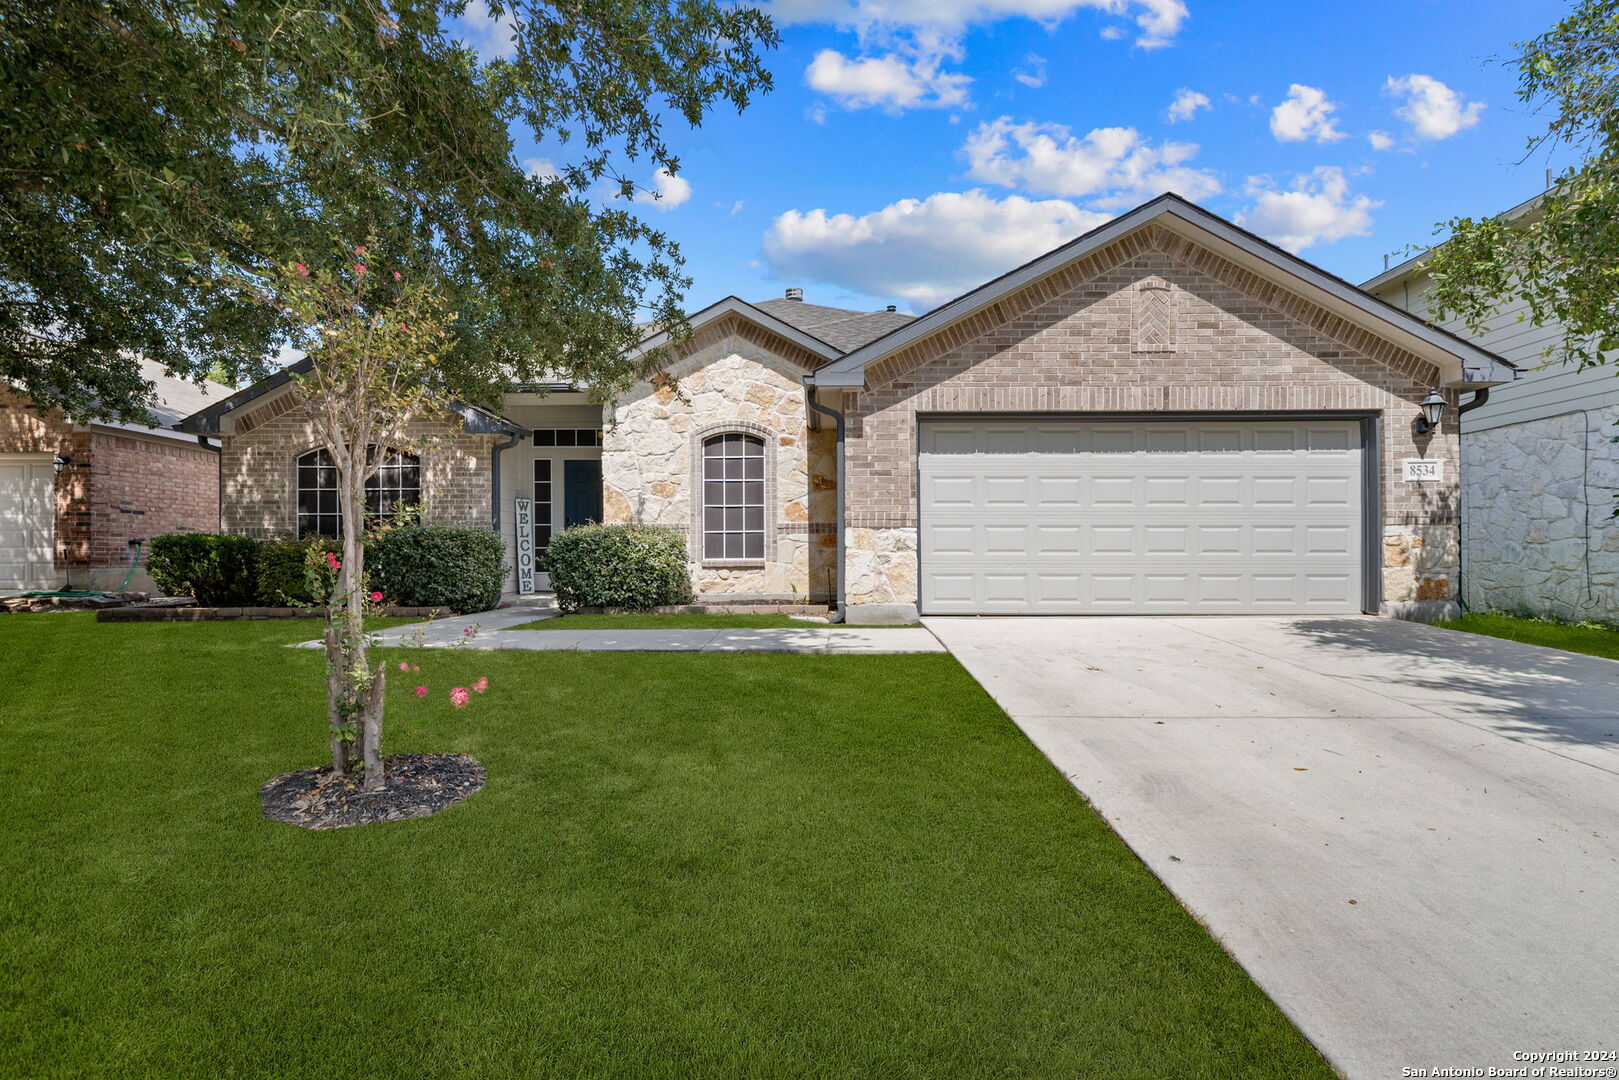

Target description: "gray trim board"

left=810, top=193, right=1515, bottom=390
left=629, top=296, right=843, bottom=364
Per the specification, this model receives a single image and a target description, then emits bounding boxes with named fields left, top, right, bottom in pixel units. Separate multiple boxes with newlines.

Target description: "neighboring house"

left=0, top=358, right=221, bottom=592
left=177, top=194, right=1514, bottom=623
left=1364, top=190, right=1619, bottom=623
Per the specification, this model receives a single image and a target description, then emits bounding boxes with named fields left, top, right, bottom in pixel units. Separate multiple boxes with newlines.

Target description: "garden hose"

left=117, top=539, right=144, bottom=593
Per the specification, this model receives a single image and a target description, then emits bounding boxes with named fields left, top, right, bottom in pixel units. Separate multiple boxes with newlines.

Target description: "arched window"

left=701, top=433, right=765, bottom=561
left=296, top=447, right=421, bottom=538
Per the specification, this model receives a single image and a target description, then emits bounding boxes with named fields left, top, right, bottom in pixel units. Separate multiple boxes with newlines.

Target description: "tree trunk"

left=324, top=614, right=352, bottom=778
left=360, top=662, right=386, bottom=791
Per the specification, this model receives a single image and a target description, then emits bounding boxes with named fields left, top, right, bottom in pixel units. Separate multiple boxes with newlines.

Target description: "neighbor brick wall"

left=218, top=387, right=498, bottom=538
left=2, top=388, right=218, bottom=578
left=86, top=431, right=218, bottom=565
left=843, top=223, right=1462, bottom=609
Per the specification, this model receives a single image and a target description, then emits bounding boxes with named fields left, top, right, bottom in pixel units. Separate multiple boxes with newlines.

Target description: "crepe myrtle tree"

left=1, top=0, right=778, bottom=422
left=242, top=248, right=456, bottom=786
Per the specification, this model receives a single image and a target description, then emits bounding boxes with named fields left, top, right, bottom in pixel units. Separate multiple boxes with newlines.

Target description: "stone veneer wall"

left=602, top=314, right=837, bottom=601
left=842, top=223, right=1462, bottom=616
left=1460, top=405, right=1619, bottom=621
left=219, top=389, right=496, bottom=538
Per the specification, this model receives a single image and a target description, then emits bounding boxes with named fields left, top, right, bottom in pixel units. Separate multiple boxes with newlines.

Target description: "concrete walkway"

left=296, top=604, right=944, bottom=654
left=926, top=615, right=1619, bottom=1080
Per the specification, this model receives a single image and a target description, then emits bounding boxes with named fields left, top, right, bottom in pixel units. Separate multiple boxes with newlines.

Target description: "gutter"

left=804, top=381, right=846, bottom=622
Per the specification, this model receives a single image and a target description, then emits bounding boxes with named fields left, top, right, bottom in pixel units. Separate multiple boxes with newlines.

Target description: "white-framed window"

left=533, top=458, right=554, bottom=553
left=296, top=447, right=420, bottom=538
left=701, top=433, right=765, bottom=561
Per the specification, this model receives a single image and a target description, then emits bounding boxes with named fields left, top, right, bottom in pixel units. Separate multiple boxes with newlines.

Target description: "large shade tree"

left=1423, top=0, right=1619, bottom=371
left=1, top=0, right=777, bottom=788
left=1, top=0, right=778, bottom=421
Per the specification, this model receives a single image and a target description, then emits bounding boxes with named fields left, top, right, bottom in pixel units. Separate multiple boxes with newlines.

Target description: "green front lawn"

left=1, top=615, right=1330, bottom=1079
left=1437, top=612, right=1619, bottom=661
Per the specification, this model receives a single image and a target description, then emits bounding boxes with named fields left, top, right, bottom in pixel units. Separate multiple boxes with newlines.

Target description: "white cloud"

left=632, top=168, right=692, bottom=212
left=806, top=48, right=971, bottom=110
left=763, top=189, right=1111, bottom=307
left=1269, top=84, right=1346, bottom=144
left=458, top=0, right=516, bottom=62
left=1366, top=131, right=1395, bottom=151
left=963, top=116, right=1221, bottom=206
left=774, top=1, right=1189, bottom=112
left=1012, top=53, right=1047, bottom=88
left=1386, top=74, right=1484, bottom=140
left=1235, top=166, right=1380, bottom=252
left=523, top=157, right=559, bottom=181
left=1165, top=88, right=1210, bottom=123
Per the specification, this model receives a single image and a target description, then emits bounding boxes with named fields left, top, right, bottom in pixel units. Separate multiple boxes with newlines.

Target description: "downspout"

left=1451, top=388, right=1491, bottom=614
left=805, top=381, right=846, bottom=623
left=489, top=428, right=523, bottom=534
left=195, top=435, right=222, bottom=532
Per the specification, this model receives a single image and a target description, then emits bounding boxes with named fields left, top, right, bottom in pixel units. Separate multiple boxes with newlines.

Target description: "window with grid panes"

left=533, top=459, right=554, bottom=553
left=296, top=447, right=420, bottom=538
left=701, top=433, right=765, bottom=561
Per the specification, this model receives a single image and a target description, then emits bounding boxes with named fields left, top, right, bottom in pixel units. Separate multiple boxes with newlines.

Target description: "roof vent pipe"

left=784, top=287, right=803, bottom=302
left=885, top=305, right=897, bottom=312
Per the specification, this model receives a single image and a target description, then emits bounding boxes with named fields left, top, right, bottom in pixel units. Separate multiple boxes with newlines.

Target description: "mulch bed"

left=260, top=753, right=486, bottom=830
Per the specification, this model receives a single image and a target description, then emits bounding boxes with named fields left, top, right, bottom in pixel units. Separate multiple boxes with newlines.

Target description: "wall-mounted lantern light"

left=1415, top=388, right=1447, bottom=435
left=51, top=454, right=71, bottom=474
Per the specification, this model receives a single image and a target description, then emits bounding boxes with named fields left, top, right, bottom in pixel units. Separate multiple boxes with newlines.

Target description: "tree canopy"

left=1423, top=0, right=1619, bottom=369
left=0, top=1, right=778, bottom=423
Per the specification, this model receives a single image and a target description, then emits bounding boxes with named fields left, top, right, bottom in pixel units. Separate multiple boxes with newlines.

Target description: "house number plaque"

left=1402, top=459, right=1445, bottom=483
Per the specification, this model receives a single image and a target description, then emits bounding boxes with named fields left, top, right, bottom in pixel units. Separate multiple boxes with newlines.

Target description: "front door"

left=563, top=460, right=603, bottom=529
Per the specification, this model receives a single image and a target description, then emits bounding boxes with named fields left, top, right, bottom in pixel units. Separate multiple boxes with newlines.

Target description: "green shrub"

left=145, top=533, right=261, bottom=605
left=369, top=524, right=505, bottom=614
left=544, top=524, right=692, bottom=614
left=255, top=537, right=344, bottom=606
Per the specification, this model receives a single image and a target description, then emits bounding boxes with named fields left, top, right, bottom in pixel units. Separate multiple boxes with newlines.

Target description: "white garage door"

left=919, top=418, right=1364, bottom=615
left=0, top=457, right=57, bottom=592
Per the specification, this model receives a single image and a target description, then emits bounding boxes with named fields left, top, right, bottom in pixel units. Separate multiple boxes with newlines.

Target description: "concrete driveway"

left=927, top=615, right=1619, bottom=1080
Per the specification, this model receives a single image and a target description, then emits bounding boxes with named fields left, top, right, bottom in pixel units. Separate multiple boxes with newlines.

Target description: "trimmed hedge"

left=544, top=524, right=692, bottom=614
left=255, top=537, right=343, bottom=606
left=145, top=534, right=260, bottom=605
left=369, top=524, right=505, bottom=615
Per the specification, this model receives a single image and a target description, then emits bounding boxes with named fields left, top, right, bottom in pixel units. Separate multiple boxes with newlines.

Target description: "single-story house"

left=176, top=193, right=1515, bottom=623
left=1, top=358, right=221, bottom=593
left=1363, top=190, right=1619, bottom=623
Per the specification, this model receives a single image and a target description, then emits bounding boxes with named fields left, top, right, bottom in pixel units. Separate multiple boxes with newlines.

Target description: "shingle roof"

left=751, top=298, right=914, bottom=353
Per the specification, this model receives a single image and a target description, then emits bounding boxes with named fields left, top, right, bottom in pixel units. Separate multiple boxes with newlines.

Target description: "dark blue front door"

left=563, top=460, right=603, bottom=529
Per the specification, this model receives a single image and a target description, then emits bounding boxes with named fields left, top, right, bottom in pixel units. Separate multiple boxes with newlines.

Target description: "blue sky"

left=466, top=0, right=1573, bottom=316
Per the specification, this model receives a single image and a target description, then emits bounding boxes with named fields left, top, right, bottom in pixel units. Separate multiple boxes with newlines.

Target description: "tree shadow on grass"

left=1281, top=617, right=1619, bottom=748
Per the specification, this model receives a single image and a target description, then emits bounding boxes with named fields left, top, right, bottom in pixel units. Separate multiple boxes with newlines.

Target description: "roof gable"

left=810, top=193, right=1515, bottom=390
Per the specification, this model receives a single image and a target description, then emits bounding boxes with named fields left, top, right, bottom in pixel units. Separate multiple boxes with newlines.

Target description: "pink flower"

left=369, top=591, right=383, bottom=603
left=325, top=552, right=341, bottom=571
left=398, top=662, right=410, bottom=672
left=473, top=677, right=489, bottom=693
left=462, top=627, right=474, bottom=636
left=355, top=245, right=366, bottom=255
left=392, top=271, right=402, bottom=282
left=414, top=685, right=428, bottom=698
left=410, top=663, right=420, bottom=673
left=449, top=687, right=470, bottom=708
left=294, top=263, right=308, bottom=276
left=354, top=263, right=367, bottom=276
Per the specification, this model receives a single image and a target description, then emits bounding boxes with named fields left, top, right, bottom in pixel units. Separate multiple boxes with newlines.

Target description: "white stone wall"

left=1461, top=405, right=1619, bottom=621
left=846, top=527, right=916, bottom=606
left=602, top=323, right=836, bottom=602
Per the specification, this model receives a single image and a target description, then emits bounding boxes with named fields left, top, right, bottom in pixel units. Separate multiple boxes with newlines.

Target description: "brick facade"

left=1, top=387, right=219, bottom=588
left=842, top=223, right=1461, bottom=615
left=218, top=387, right=497, bottom=539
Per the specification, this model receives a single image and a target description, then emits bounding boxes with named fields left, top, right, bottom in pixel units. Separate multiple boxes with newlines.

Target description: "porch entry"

left=563, top=460, right=603, bottom=528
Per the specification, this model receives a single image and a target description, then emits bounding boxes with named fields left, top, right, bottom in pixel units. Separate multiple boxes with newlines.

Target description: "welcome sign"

left=514, top=497, right=535, bottom=595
